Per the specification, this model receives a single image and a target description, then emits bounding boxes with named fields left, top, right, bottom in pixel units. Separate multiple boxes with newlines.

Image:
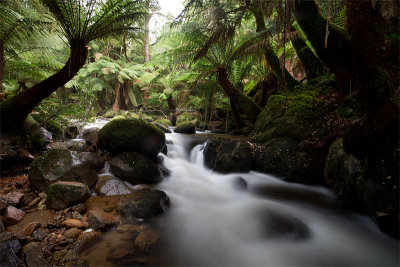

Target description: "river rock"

left=86, top=209, right=118, bottom=230
left=134, top=230, right=160, bottom=251
left=47, top=181, right=90, bottom=210
left=95, top=175, right=131, bottom=196
left=28, top=148, right=98, bottom=192
left=82, top=128, right=99, bottom=146
left=3, top=206, right=25, bottom=226
left=79, top=152, right=104, bottom=170
left=0, top=232, right=21, bottom=266
left=174, top=121, right=195, bottom=134
left=118, top=188, right=170, bottom=220
left=109, top=152, right=163, bottom=185
left=64, top=124, right=81, bottom=139
left=62, top=219, right=89, bottom=229
left=204, top=138, right=252, bottom=173
left=0, top=191, right=24, bottom=208
left=23, top=242, right=47, bottom=267
left=260, top=211, right=310, bottom=240
left=98, top=118, right=165, bottom=158
left=152, top=122, right=171, bottom=133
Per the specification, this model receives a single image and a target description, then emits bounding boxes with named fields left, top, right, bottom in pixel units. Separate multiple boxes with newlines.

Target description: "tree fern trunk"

left=293, top=0, right=352, bottom=95
left=251, top=5, right=298, bottom=90
left=0, top=41, right=4, bottom=91
left=216, top=67, right=261, bottom=123
left=0, top=40, right=88, bottom=131
left=289, top=29, right=326, bottom=79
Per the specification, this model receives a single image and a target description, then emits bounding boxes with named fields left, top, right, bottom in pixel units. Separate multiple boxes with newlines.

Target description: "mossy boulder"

left=22, top=115, right=52, bottom=149
left=109, top=151, right=163, bottom=185
left=28, top=148, right=98, bottom=192
left=46, top=181, right=90, bottom=210
left=253, top=91, right=328, bottom=143
left=45, top=120, right=63, bottom=140
left=103, top=110, right=116, bottom=118
left=324, top=138, right=399, bottom=216
left=176, top=112, right=199, bottom=126
left=117, top=188, right=170, bottom=220
left=204, top=138, right=253, bottom=173
left=155, top=118, right=172, bottom=127
left=174, top=121, right=195, bottom=134
left=98, top=118, right=165, bottom=158
left=152, top=122, right=171, bottom=133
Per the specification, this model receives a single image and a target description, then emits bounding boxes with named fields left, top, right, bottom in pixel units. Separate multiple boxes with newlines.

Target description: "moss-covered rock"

left=174, top=121, right=195, bottom=134
left=204, top=138, right=253, bottom=173
left=324, top=138, right=399, bottom=216
left=98, top=118, right=165, bottom=158
left=253, top=91, right=328, bottom=143
left=64, top=124, right=81, bottom=139
left=47, top=181, right=90, bottom=210
left=45, top=120, right=63, bottom=140
left=22, top=115, right=52, bottom=149
left=155, top=118, right=172, bottom=127
left=176, top=112, right=199, bottom=127
left=28, top=148, right=98, bottom=192
left=109, top=151, right=163, bottom=185
left=103, top=110, right=116, bottom=118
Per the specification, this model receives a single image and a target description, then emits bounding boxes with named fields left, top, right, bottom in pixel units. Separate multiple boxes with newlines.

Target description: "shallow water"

left=158, top=133, right=399, bottom=266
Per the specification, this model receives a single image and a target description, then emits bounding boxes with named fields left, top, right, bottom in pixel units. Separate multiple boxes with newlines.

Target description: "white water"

left=159, top=133, right=399, bottom=266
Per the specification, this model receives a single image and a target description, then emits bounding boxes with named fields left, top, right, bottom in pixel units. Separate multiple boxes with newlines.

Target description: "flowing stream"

left=158, top=132, right=399, bottom=266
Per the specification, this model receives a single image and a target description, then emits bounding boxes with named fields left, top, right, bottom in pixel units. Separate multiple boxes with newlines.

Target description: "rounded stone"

left=98, top=118, right=165, bottom=159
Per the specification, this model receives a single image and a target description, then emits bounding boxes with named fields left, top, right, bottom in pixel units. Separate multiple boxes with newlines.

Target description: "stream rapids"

left=82, top=120, right=399, bottom=266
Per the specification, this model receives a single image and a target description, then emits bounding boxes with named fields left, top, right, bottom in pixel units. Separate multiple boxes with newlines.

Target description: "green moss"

left=45, top=120, right=63, bottom=139
left=335, top=93, right=362, bottom=119
left=177, top=112, right=199, bottom=126
left=111, top=115, right=126, bottom=120
left=104, top=110, right=116, bottom=118
left=175, top=121, right=196, bottom=134
left=155, top=118, right=172, bottom=127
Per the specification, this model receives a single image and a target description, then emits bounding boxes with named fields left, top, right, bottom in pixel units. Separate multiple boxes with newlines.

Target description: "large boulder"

left=204, top=138, right=252, bottom=173
left=47, top=181, right=91, bottom=210
left=117, top=189, right=170, bottom=220
left=98, top=118, right=165, bottom=158
left=174, top=121, right=196, bottom=134
left=29, top=148, right=98, bottom=192
left=109, top=152, right=163, bottom=185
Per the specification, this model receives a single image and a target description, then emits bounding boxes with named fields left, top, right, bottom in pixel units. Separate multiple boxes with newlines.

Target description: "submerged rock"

left=175, top=121, right=196, bottom=134
left=98, top=118, right=165, bottom=158
left=95, top=175, right=131, bottom=196
left=23, top=242, right=47, bottom=267
left=28, top=148, right=98, bottom=192
left=118, top=188, right=170, bottom=220
left=86, top=209, right=118, bottom=230
left=47, top=181, right=91, bottom=210
left=109, top=152, right=163, bottom=185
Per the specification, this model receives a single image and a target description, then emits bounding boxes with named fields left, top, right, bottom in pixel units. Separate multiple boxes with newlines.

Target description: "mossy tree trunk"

left=0, top=41, right=4, bottom=91
left=251, top=4, right=298, bottom=90
left=293, top=0, right=352, bottom=95
left=216, top=67, right=261, bottom=125
left=346, top=0, right=399, bottom=126
left=0, top=40, right=88, bottom=131
left=289, top=29, right=326, bottom=79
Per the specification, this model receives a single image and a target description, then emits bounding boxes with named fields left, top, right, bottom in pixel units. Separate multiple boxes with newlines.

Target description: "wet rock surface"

left=174, top=121, right=196, bottom=134
left=3, top=206, right=25, bottom=226
left=0, top=232, right=21, bottom=266
left=23, top=241, right=48, bottom=267
left=109, top=152, right=163, bottom=185
left=28, top=148, right=98, bottom=192
left=118, top=189, right=170, bottom=220
left=47, top=181, right=91, bottom=210
left=95, top=174, right=131, bottom=196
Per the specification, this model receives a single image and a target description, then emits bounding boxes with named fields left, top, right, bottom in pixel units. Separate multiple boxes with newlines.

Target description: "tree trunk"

left=293, top=0, right=352, bottom=95
left=216, top=67, right=261, bottom=123
left=346, top=0, right=398, bottom=124
left=0, top=40, right=88, bottom=131
left=167, top=97, right=176, bottom=126
left=0, top=41, right=4, bottom=91
left=289, top=29, right=326, bottom=79
left=251, top=5, right=298, bottom=90
left=143, top=3, right=151, bottom=62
